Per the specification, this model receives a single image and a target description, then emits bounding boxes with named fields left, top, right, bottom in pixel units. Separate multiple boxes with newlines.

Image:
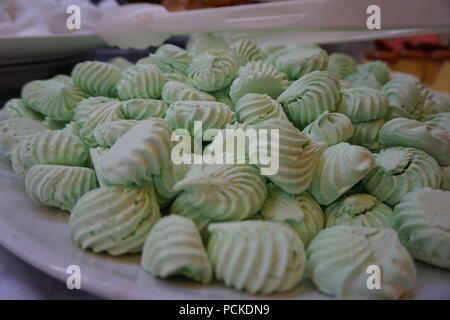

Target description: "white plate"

left=0, top=33, right=105, bottom=65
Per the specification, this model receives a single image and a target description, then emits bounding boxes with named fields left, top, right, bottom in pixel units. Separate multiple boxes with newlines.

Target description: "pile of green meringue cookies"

left=1, top=33, right=450, bottom=300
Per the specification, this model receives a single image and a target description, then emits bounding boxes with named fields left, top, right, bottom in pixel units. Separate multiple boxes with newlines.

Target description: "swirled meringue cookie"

left=424, top=112, right=450, bottom=133
left=302, top=112, right=353, bottom=147
left=161, top=81, right=215, bottom=104
left=362, top=147, right=442, bottom=206
left=138, top=44, right=191, bottom=75
left=260, top=184, right=324, bottom=246
left=441, top=166, right=450, bottom=191
left=2, top=98, right=44, bottom=121
left=346, top=71, right=382, bottom=90
left=358, top=61, right=391, bottom=85
left=228, top=39, right=261, bottom=66
left=92, top=120, right=139, bottom=148
left=163, top=72, right=189, bottom=83
left=44, top=117, right=68, bottom=130
left=74, top=97, right=125, bottom=146
left=428, top=96, right=450, bottom=114
left=165, top=101, right=232, bottom=136
left=186, top=33, right=229, bottom=56
left=390, top=71, right=420, bottom=84
left=69, top=186, right=161, bottom=255
left=92, top=119, right=172, bottom=187
left=141, top=215, right=212, bottom=283
left=309, top=142, right=375, bottom=205
left=325, top=194, right=394, bottom=228
left=108, top=57, right=132, bottom=71
left=339, top=79, right=352, bottom=89
left=120, top=99, right=168, bottom=120
left=0, top=118, right=48, bottom=156
left=11, top=130, right=88, bottom=176
left=116, top=64, right=165, bottom=100
left=25, top=165, right=97, bottom=211
left=349, top=118, right=385, bottom=152
left=211, top=87, right=234, bottom=109
left=379, top=118, right=450, bottom=166
left=382, top=79, right=426, bottom=120
left=208, top=220, right=306, bottom=294
left=153, top=161, right=190, bottom=206
left=394, top=187, right=450, bottom=269
left=61, top=121, right=80, bottom=137
left=337, top=87, right=388, bottom=122
left=188, top=49, right=238, bottom=92
left=21, top=75, right=86, bottom=121
left=277, top=71, right=341, bottom=129
left=71, top=61, right=121, bottom=97
left=171, top=164, right=267, bottom=230
left=234, top=93, right=287, bottom=125
left=326, top=53, right=357, bottom=79
left=306, top=226, right=416, bottom=299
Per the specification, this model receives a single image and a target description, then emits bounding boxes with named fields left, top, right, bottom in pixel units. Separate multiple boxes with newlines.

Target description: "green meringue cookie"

left=44, top=117, right=68, bottom=130
left=0, top=118, right=48, bottom=156
left=141, top=215, right=212, bottom=283
left=428, top=96, right=450, bottom=114
left=74, top=97, right=125, bottom=147
left=24, top=164, right=97, bottom=211
left=264, top=43, right=320, bottom=66
left=394, top=187, right=450, bottom=269
left=358, top=61, right=391, bottom=85
left=349, top=118, right=385, bottom=152
left=228, top=39, right=261, bottom=66
left=238, top=60, right=283, bottom=77
left=2, top=98, right=44, bottom=121
left=234, top=93, right=287, bottom=125
left=21, top=75, right=86, bottom=121
left=260, top=184, right=324, bottom=247
left=326, top=53, right=357, bottom=79
left=61, top=121, right=80, bottom=137
left=307, top=226, right=416, bottom=300
left=424, top=112, right=450, bottom=133
left=251, top=119, right=325, bottom=194
left=93, top=119, right=139, bottom=148
left=165, top=100, right=232, bottom=136
left=277, top=71, right=341, bottom=129
left=302, top=111, right=354, bottom=147
left=153, top=161, right=190, bottom=207
left=163, top=72, right=189, bottom=83
left=379, top=118, right=450, bottom=166
left=108, top=57, right=133, bottom=71
left=138, top=44, right=191, bottom=75
left=11, top=130, right=88, bottom=176
left=259, top=44, right=283, bottom=60
left=186, top=33, right=229, bottom=56
left=346, top=71, right=382, bottom=90
left=325, top=194, right=394, bottom=228
left=211, top=87, right=233, bottom=109
left=390, top=71, right=420, bottom=84
left=339, top=79, right=352, bottom=89
left=69, top=185, right=160, bottom=256
left=71, top=61, right=121, bottom=97
left=337, top=87, right=388, bottom=122
left=116, top=64, right=165, bottom=100
left=120, top=99, right=168, bottom=120
left=188, top=49, right=238, bottom=92
left=362, top=147, right=442, bottom=206
left=171, top=164, right=267, bottom=230
left=208, top=220, right=306, bottom=294
left=161, top=81, right=215, bottom=104
left=382, top=79, right=426, bottom=120
left=309, top=142, right=375, bottom=205
left=441, top=166, right=450, bottom=190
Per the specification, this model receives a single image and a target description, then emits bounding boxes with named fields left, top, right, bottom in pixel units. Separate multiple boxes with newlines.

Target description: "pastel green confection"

left=24, top=164, right=97, bottom=211
left=141, top=215, right=212, bottom=283
left=264, top=43, right=320, bottom=66
left=120, top=99, right=168, bottom=120
left=161, top=81, right=215, bottom=104
left=211, top=88, right=233, bottom=109
left=11, top=130, right=88, bottom=176
left=382, top=79, right=425, bottom=120
left=308, top=142, right=375, bottom=205
left=170, top=164, right=267, bottom=230
left=116, top=64, right=165, bottom=100
left=0, top=118, right=48, bottom=156
left=390, top=71, right=420, bottom=83
left=349, top=118, right=385, bottom=152
left=21, top=75, right=86, bottom=121
left=325, top=194, right=394, bottom=228
left=2, top=98, right=44, bottom=121
left=358, top=61, right=391, bottom=85
left=428, top=95, right=450, bottom=114
left=71, top=61, right=121, bottom=97
left=152, top=161, right=190, bottom=207
left=379, top=118, right=450, bottom=166
left=61, top=121, right=80, bottom=137
left=138, top=44, right=191, bottom=75
left=163, top=72, right=189, bottom=83
left=337, top=87, right=388, bottom=122
left=277, top=71, right=341, bottom=129
left=228, top=39, right=261, bottom=66
left=44, top=117, right=68, bottom=130
left=69, top=186, right=160, bottom=256
left=302, top=111, right=354, bottom=147
left=441, top=166, right=450, bottom=191
left=207, top=220, right=306, bottom=294
left=108, top=57, right=133, bottom=71
left=186, top=33, right=228, bottom=56
left=260, top=184, right=324, bottom=247
left=362, top=147, right=442, bottom=206
left=165, top=100, right=232, bottom=136
left=188, top=49, right=238, bottom=92
left=306, top=226, right=416, bottom=299
left=259, top=44, right=283, bottom=60
left=234, top=93, right=288, bottom=125
left=238, top=60, right=284, bottom=77
left=339, top=79, right=352, bottom=89
left=74, top=97, right=125, bottom=146
left=394, top=187, right=450, bottom=269
left=346, top=71, right=382, bottom=90
left=92, top=119, right=139, bottom=148
left=424, top=112, right=450, bottom=133
left=251, top=119, right=325, bottom=194
left=326, top=53, right=357, bottom=79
